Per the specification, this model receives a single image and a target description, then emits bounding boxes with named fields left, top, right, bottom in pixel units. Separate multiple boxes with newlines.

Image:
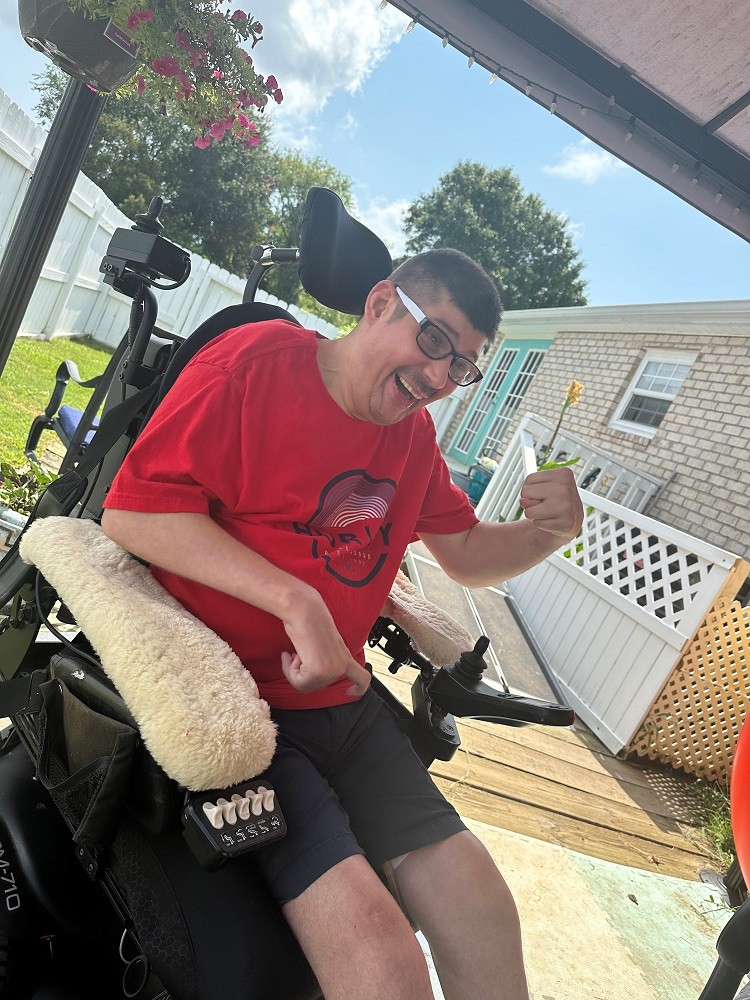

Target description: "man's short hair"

left=389, top=249, right=502, bottom=346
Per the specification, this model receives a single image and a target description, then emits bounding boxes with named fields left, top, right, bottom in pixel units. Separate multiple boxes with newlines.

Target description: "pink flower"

left=152, top=54, right=180, bottom=77
left=175, top=72, right=193, bottom=100
left=231, top=9, right=247, bottom=21
left=194, top=135, right=211, bottom=149
left=236, top=112, right=250, bottom=128
left=212, top=69, right=224, bottom=79
left=209, top=122, right=228, bottom=140
left=136, top=75, right=146, bottom=95
left=127, top=9, right=154, bottom=29
left=265, top=75, right=278, bottom=91
left=175, top=30, right=190, bottom=49
left=252, top=21, right=263, bottom=33
left=273, top=88, right=283, bottom=104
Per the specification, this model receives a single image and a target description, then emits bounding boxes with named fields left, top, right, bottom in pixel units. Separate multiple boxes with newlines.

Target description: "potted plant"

left=17, top=0, right=282, bottom=148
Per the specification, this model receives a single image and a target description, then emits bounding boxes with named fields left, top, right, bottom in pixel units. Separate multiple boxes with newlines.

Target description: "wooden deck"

left=370, top=648, right=714, bottom=882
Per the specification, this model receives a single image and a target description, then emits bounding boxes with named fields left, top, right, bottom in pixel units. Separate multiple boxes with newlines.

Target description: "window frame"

left=609, top=349, right=697, bottom=439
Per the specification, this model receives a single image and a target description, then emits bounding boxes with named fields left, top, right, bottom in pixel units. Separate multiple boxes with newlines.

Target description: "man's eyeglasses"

left=395, top=286, right=483, bottom=387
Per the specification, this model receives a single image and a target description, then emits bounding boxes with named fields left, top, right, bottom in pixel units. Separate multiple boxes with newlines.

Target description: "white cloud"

left=253, top=1, right=405, bottom=123
left=352, top=195, right=409, bottom=257
left=335, top=111, right=358, bottom=140
left=543, top=139, right=627, bottom=184
left=557, top=212, right=585, bottom=243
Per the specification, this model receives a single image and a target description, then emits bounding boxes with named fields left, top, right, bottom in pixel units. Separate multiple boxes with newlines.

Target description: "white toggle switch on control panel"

left=216, top=797, right=237, bottom=824
left=246, top=790, right=264, bottom=816
left=202, top=802, right=224, bottom=829
left=232, top=793, right=251, bottom=820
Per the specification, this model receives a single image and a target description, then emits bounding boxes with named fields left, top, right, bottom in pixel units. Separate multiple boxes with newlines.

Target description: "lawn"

left=0, top=335, right=115, bottom=467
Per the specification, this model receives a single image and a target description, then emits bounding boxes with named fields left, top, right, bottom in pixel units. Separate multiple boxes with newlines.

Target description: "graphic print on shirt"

left=293, top=470, right=396, bottom=588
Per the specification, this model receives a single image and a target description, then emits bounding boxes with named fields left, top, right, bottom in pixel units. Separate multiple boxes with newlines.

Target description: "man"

left=102, top=248, right=583, bottom=1000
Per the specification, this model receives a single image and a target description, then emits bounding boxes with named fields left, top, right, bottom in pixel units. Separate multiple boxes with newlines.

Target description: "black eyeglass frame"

left=394, top=285, right=483, bottom=387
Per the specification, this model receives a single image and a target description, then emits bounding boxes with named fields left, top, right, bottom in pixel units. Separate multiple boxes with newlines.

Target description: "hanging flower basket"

left=19, top=0, right=139, bottom=91
left=17, top=0, right=283, bottom=149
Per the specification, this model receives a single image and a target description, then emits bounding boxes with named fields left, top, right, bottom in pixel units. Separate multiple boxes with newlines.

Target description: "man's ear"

left=363, top=279, right=396, bottom=322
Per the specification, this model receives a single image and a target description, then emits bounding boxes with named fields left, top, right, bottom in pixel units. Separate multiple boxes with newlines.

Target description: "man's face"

left=356, top=283, right=487, bottom=426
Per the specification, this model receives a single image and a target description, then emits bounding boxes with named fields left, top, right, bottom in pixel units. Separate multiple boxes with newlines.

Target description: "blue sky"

left=1, top=0, right=748, bottom=306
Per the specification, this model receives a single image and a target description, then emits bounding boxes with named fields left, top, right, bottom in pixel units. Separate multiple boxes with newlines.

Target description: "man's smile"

left=394, top=371, right=433, bottom=405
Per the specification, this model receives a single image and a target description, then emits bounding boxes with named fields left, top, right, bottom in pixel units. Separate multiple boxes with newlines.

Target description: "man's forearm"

left=421, top=518, right=576, bottom=589
left=101, top=508, right=307, bottom=620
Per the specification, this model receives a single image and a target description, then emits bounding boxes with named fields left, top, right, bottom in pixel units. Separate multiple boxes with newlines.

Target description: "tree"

left=258, top=152, right=353, bottom=306
left=403, top=162, right=587, bottom=310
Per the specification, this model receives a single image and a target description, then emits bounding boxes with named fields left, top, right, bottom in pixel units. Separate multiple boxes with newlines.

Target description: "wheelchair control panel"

left=182, top=779, right=287, bottom=871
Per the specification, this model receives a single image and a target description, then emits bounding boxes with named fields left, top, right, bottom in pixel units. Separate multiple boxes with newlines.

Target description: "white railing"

left=476, top=427, right=741, bottom=753
left=476, top=412, right=664, bottom=521
left=0, top=90, right=343, bottom=346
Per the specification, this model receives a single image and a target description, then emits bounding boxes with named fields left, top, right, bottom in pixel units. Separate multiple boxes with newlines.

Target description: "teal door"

left=447, top=340, right=550, bottom=466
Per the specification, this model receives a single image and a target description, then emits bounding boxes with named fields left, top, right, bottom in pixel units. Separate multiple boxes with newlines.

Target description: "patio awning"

left=387, top=0, right=750, bottom=243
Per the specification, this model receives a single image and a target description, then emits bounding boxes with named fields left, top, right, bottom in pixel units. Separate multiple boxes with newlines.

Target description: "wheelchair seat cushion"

left=57, top=404, right=100, bottom=445
left=19, top=516, right=276, bottom=791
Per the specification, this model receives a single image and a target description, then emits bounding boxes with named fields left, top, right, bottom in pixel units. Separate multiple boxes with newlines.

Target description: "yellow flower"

left=565, top=379, right=584, bottom=407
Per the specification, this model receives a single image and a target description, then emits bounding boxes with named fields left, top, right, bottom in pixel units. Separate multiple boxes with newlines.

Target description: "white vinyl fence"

left=0, top=90, right=341, bottom=346
left=476, top=418, right=742, bottom=753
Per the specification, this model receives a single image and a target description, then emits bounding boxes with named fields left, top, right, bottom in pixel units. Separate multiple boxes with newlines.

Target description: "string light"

left=397, top=9, right=740, bottom=215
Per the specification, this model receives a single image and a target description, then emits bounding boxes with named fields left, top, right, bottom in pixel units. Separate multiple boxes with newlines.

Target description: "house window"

left=610, top=351, right=696, bottom=438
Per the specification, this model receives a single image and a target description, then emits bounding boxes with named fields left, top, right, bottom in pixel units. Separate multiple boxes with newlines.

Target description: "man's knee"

left=282, top=855, right=430, bottom=993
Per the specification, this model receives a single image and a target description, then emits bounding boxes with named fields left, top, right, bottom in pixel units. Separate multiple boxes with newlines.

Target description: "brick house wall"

left=441, top=302, right=750, bottom=561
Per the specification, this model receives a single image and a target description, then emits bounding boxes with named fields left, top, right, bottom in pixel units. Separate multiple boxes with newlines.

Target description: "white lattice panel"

left=570, top=506, right=714, bottom=632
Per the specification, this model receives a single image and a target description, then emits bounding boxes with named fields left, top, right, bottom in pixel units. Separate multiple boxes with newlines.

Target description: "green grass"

left=0, top=336, right=115, bottom=467
left=693, top=779, right=735, bottom=872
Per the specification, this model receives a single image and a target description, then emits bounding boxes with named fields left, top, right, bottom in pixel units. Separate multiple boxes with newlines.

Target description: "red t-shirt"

left=105, top=320, right=477, bottom=708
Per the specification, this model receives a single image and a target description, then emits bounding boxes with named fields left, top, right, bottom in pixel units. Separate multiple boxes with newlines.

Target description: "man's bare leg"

left=282, top=855, right=434, bottom=1000
left=394, top=831, right=529, bottom=1000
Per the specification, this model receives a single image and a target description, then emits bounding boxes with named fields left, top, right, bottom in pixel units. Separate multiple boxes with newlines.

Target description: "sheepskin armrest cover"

left=382, top=570, right=475, bottom=666
left=19, top=517, right=277, bottom=792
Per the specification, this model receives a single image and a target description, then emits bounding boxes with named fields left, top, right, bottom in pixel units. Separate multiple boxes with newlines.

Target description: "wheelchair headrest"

left=297, top=188, right=393, bottom=315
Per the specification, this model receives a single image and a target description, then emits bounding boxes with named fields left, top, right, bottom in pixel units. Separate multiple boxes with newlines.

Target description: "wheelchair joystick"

left=454, top=636, right=490, bottom=682
left=133, top=197, right=165, bottom=235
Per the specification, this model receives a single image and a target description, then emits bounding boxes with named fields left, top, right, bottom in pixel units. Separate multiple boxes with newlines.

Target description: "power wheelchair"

left=0, top=188, right=575, bottom=1000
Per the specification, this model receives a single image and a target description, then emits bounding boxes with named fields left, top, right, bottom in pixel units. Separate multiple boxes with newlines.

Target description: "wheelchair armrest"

left=428, top=659, right=575, bottom=727
left=44, top=360, right=102, bottom=419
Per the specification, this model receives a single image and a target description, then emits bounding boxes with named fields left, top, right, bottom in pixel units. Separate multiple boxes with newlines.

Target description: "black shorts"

left=249, top=687, right=467, bottom=906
